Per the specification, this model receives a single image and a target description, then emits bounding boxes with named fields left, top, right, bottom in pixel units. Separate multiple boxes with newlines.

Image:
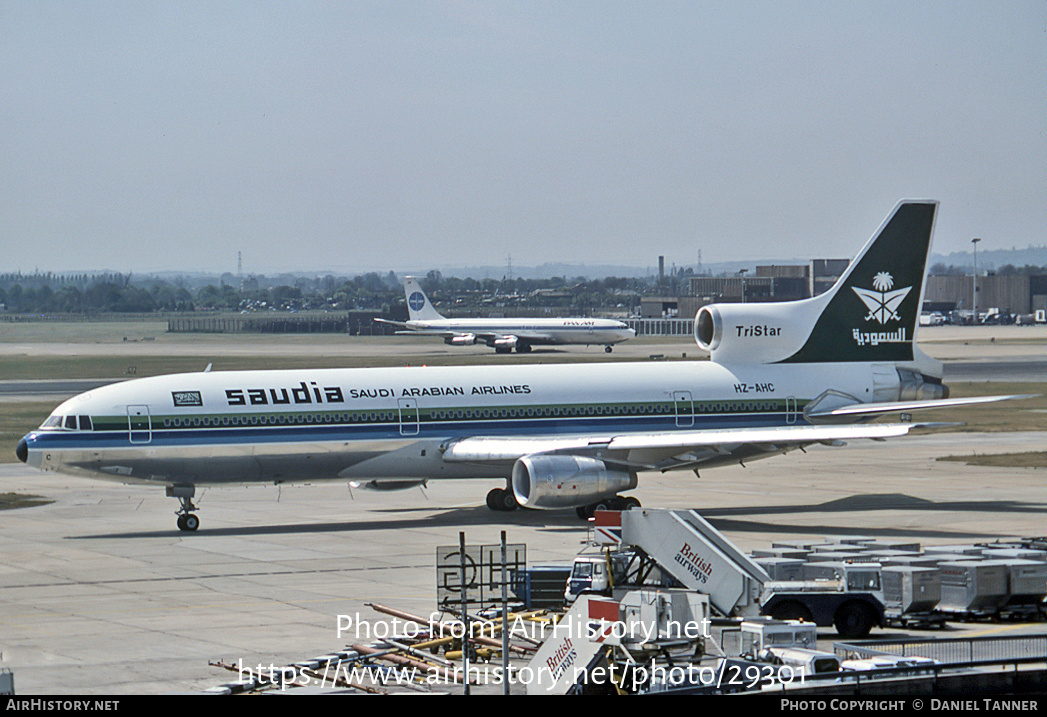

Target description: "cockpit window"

left=40, top=414, right=93, bottom=431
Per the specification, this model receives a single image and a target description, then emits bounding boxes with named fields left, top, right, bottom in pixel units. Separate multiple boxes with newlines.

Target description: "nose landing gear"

left=166, top=484, right=200, bottom=532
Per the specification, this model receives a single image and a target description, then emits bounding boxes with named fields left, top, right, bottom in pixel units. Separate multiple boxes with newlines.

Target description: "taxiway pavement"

left=1, top=429, right=1046, bottom=694
left=0, top=326, right=1044, bottom=694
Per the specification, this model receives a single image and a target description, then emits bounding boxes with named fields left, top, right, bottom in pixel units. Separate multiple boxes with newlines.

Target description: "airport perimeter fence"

left=834, top=634, right=1047, bottom=665
left=624, top=318, right=694, bottom=336
left=167, top=312, right=389, bottom=335
left=0, top=312, right=164, bottom=322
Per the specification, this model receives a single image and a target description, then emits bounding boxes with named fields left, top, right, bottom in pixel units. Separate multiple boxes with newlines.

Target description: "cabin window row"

left=162, top=412, right=397, bottom=427
left=148, top=400, right=786, bottom=429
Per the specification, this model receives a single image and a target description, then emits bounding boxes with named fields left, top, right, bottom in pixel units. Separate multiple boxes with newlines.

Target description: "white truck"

left=565, top=550, right=651, bottom=604
left=568, top=509, right=885, bottom=639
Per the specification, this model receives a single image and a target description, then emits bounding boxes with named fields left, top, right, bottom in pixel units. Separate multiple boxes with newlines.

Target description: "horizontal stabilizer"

left=805, top=394, right=1036, bottom=419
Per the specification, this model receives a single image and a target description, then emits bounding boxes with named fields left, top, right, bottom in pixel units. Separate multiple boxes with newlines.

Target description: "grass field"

left=937, top=451, right=1047, bottom=468
left=0, top=491, right=52, bottom=509
left=912, top=381, right=1047, bottom=432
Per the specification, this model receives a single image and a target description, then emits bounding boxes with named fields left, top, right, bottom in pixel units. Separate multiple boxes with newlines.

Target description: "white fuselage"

left=21, top=359, right=894, bottom=487
left=404, top=317, right=634, bottom=346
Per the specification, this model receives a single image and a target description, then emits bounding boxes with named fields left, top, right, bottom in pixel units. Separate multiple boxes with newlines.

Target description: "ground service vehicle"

left=572, top=509, right=884, bottom=639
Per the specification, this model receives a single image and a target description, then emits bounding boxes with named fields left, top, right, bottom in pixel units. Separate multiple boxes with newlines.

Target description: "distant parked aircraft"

left=375, top=277, right=635, bottom=353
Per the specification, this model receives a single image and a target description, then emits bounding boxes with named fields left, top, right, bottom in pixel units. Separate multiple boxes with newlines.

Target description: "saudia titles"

left=222, top=381, right=532, bottom=407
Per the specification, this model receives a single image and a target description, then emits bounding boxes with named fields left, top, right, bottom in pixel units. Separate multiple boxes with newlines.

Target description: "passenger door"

left=674, top=390, right=694, bottom=428
left=127, top=405, right=152, bottom=444
left=398, top=398, right=419, bottom=436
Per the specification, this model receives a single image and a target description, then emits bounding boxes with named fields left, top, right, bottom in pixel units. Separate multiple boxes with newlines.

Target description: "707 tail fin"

left=402, top=277, right=446, bottom=322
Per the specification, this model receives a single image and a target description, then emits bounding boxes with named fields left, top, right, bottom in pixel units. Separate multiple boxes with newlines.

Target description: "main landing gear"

left=486, top=486, right=519, bottom=512
left=604, top=346, right=613, bottom=353
left=484, top=487, right=640, bottom=518
left=167, top=485, right=200, bottom=532
left=575, top=495, right=640, bottom=520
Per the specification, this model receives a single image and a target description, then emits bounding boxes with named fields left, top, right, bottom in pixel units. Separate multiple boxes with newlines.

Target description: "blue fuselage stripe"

left=28, top=412, right=790, bottom=450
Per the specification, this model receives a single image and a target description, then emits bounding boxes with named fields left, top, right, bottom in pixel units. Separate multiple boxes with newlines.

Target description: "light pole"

left=971, top=237, right=981, bottom=323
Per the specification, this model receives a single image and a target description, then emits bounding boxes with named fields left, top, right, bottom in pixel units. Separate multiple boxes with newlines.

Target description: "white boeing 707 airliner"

left=375, top=277, right=635, bottom=353
left=16, top=201, right=1021, bottom=530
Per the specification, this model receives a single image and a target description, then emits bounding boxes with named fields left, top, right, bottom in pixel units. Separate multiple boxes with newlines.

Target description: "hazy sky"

left=2, top=1, right=1044, bottom=276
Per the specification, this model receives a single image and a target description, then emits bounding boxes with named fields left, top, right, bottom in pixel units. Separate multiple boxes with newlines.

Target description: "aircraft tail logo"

left=403, top=278, right=446, bottom=321
left=777, top=200, right=937, bottom=364
left=852, top=272, right=912, bottom=325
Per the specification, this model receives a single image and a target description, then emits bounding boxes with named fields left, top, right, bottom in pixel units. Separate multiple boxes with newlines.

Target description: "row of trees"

left=0, top=277, right=191, bottom=314
left=7, top=261, right=1047, bottom=316
left=0, top=270, right=649, bottom=316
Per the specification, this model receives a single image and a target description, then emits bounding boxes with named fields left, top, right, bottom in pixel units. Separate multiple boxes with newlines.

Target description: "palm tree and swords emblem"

left=852, top=272, right=912, bottom=324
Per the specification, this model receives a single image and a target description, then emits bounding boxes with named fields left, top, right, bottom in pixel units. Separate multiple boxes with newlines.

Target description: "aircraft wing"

left=374, top=318, right=410, bottom=329
left=472, top=332, right=558, bottom=349
left=441, top=422, right=922, bottom=472
left=373, top=318, right=556, bottom=346
left=393, top=329, right=457, bottom=336
left=472, top=332, right=553, bottom=342
left=374, top=318, right=461, bottom=338
left=443, top=392, right=1035, bottom=472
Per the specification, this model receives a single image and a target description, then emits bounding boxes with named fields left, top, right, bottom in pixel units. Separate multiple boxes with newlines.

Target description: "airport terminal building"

left=642, top=264, right=1047, bottom=325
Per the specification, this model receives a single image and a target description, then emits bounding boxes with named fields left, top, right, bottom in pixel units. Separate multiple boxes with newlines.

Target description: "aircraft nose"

left=16, top=437, right=28, bottom=463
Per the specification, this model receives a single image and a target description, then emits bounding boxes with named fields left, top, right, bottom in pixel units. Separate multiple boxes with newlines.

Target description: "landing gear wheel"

left=516, top=342, right=532, bottom=353
left=501, top=490, right=518, bottom=511
left=486, top=489, right=502, bottom=511
left=486, top=487, right=518, bottom=512
left=576, top=496, right=637, bottom=519
left=177, top=513, right=200, bottom=532
left=605, top=346, right=613, bottom=353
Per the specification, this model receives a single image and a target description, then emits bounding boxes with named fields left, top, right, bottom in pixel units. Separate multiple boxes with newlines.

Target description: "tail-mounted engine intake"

left=694, top=302, right=816, bottom=365
left=511, top=455, right=637, bottom=510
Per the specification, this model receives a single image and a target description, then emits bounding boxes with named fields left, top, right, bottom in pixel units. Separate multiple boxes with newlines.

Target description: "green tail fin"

left=779, top=200, right=937, bottom=363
